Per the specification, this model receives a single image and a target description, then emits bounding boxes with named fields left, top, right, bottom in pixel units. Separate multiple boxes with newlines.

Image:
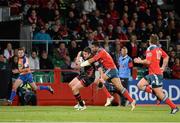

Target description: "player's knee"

left=72, top=86, right=77, bottom=92
left=12, top=86, right=17, bottom=91
left=33, top=86, right=38, bottom=91
left=137, top=83, right=143, bottom=90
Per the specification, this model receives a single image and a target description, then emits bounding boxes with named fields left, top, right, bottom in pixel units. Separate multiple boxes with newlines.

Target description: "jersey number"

left=156, top=50, right=162, bottom=60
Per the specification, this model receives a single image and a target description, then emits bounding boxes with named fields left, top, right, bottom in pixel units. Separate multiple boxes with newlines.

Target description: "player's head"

left=149, top=34, right=159, bottom=45
left=83, top=47, right=92, bottom=60
left=91, top=42, right=100, bottom=53
left=121, top=47, right=128, bottom=57
left=18, top=48, right=25, bottom=58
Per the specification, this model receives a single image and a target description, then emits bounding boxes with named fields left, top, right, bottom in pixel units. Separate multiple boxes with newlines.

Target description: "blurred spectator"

left=95, top=26, right=105, bottom=40
left=111, top=39, right=121, bottom=66
left=33, top=26, right=52, bottom=52
left=107, top=0, right=119, bottom=26
left=126, top=35, right=138, bottom=59
left=39, top=1, right=55, bottom=22
left=137, top=21, right=147, bottom=41
left=66, top=11, right=79, bottom=32
left=103, top=13, right=113, bottom=28
left=89, top=9, right=101, bottom=30
left=105, top=24, right=116, bottom=40
left=0, top=52, right=7, bottom=66
left=40, top=51, right=54, bottom=69
left=175, top=32, right=180, bottom=45
left=9, top=0, right=22, bottom=15
left=68, top=2, right=80, bottom=18
left=138, top=41, right=148, bottom=59
left=103, top=36, right=112, bottom=53
left=81, top=31, right=95, bottom=49
left=33, top=26, right=52, bottom=42
left=54, top=43, right=71, bottom=66
left=115, top=26, right=128, bottom=40
left=50, top=25, right=61, bottom=40
left=29, top=50, right=40, bottom=70
left=166, top=20, right=176, bottom=42
left=117, top=20, right=127, bottom=34
left=68, top=40, right=81, bottom=61
left=28, top=9, right=38, bottom=24
left=10, top=55, right=19, bottom=82
left=171, top=58, right=180, bottom=79
left=83, top=0, right=96, bottom=14
left=168, top=50, right=176, bottom=68
left=145, top=23, right=155, bottom=39
left=4, top=43, right=14, bottom=61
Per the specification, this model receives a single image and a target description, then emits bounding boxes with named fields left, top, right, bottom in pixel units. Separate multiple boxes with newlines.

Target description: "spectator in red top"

left=79, top=14, right=89, bottom=26
left=105, top=24, right=116, bottom=40
left=9, top=0, right=21, bottom=15
left=95, top=26, right=105, bottom=40
left=28, top=10, right=38, bottom=24
left=108, top=1, right=119, bottom=26
left=126, top=35, right=138, bottom=59
left=171, top=58, right=180, bottom=79
left=122, top=12, right=129, bottom=26
left=138, top=0, right=147, bottom=12
left=115, top=26, right=128, bottom=41
left=103, top=13, right=113, bottom=28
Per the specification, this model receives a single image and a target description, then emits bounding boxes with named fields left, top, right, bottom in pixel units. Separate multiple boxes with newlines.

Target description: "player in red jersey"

left=79, top=42, right=136, bottom=111
left=69, top=47, right=114, bottom=110
left=134, top=34, right=179, bottom=114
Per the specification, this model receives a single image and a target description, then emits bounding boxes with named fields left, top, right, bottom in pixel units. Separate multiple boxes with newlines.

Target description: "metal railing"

left=0, top=39, right=170, bottom=54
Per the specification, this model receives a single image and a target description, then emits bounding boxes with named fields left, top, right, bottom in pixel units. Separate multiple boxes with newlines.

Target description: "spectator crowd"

left=0, top=0, right=180, bottom=79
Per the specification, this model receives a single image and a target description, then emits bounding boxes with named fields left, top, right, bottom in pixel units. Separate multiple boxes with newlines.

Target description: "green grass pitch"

left=0, top=106, right=179, bottom=122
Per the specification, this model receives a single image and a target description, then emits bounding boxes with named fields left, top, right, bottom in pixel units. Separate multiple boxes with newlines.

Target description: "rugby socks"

left=142, top=85, right=152, bottom=93
left=142, top=85, right=161, bottom=104
left=119, top=88, right=134, bottom=103
left=9, top=90, right=16, bottom=102
left=38, top=86, right=49, bottom=90
left=102, top=87, right=112, bottom=98
left=162, top=95, right=176, bottom=109
left=74, top=93, right=84, bottom=106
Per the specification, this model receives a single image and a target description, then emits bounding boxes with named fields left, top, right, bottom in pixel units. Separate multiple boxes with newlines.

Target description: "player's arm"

left=80, top=57, right=96, bottom=67
left=160, top=49, right=169, bottom=72
left=134, top=57, right=150, bottom=65
left=19, top=68, right=30, bottom=73
left=80, top=50, right=102, bottom=67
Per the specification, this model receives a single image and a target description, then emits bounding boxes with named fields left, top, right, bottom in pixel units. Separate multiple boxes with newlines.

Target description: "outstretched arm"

left=134, top=57, right=150, bottom=65
left=80, top=57, right=95, bottom=67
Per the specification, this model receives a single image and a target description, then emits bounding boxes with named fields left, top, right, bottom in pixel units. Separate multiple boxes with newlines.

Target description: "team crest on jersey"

left=146, top=52, right=152, bottom=57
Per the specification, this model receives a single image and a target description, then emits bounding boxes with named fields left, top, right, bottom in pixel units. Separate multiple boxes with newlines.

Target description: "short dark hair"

left=18, top=48, right=24, bottom=51
left=149, top=34, right=159, bottom=44
left=83, top=47, right=91, bottom=54
left=92, top=42, right=100, bottom=47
